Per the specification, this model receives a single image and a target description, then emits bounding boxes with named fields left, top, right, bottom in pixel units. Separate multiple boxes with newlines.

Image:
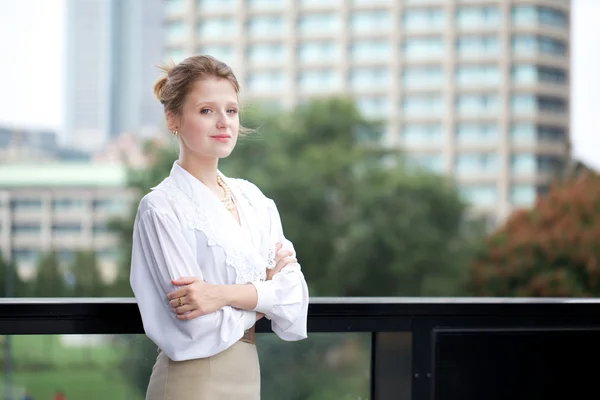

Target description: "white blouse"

left=130, top=161, right=309, bottom=361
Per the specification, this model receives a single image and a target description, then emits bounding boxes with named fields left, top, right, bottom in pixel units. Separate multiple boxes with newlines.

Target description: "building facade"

left=164, top=0, right=571, bottom=225
left=0, top=163, right=137, bottom=282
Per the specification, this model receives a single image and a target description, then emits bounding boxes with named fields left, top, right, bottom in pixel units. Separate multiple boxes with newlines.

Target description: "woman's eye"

left=227, top=108, right=238, bottom=114
left=200, top=109, right=210, bottom=114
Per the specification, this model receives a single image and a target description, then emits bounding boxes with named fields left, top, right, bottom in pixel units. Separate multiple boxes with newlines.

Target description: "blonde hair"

left=153, top=55, right=252, bottom=134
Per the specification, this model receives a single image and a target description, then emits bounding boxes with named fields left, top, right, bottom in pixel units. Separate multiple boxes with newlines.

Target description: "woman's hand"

left=166, top=277, right=226, bottom=320
left=267, top=243, right=297, bottom=281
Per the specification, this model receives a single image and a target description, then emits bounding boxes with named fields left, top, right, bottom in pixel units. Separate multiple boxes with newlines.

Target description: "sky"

left=0, top=0, right=597, bottom=170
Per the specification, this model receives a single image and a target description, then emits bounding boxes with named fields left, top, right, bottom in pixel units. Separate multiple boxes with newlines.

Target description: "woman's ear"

left=166, top=111, right=178, bottom=132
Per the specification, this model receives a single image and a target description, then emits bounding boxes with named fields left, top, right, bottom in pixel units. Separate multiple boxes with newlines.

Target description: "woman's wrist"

left=217, top=283, right=259, bottom=311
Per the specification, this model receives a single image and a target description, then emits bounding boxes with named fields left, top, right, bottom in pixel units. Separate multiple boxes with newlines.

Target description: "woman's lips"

left=211, top=135, right=231, bottom=142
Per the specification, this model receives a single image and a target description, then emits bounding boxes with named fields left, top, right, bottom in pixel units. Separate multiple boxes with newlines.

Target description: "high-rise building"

left=112, top=0, right=166, bottom=139
left=64, top=0, right=114, bottom=152
left=64, top=0, right=165, bottom=152
left=164, top=0, right=570, bottom=224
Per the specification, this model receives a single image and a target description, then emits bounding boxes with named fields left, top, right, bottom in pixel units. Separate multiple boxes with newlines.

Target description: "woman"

left=130, top=55, right=309, bottom=399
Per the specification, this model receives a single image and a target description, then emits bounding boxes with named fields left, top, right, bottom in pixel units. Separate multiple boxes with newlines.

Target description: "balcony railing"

left=2, top=297, right=600, bottom=400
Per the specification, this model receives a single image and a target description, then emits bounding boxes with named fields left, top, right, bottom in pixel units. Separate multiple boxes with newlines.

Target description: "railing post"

left=411, top=321, right=434, bottom=400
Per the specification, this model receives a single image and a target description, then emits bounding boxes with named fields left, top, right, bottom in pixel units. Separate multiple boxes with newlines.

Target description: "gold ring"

left=178, top=297, right=183, bottom=307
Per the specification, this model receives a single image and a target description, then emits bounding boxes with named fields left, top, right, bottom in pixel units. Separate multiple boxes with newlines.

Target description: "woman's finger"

left=166, top=287, right=189, bottom=301
left=274, top=249, right=293, bottom=264
left=171, top=276, right=198, bottom=286
left=177, top=310, right=204, bottom=321
left=174, top=304, right=195, bottom=315
left=168, top=296, right=190, bottom=308
left=274, top=256, right=297, bottom=272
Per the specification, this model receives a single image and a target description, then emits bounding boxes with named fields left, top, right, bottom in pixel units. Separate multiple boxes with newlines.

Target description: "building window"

left=246, top=16, right=286, bottom=37
left=356, top=97, right=390, bottom=119
left=511, top=95, right=567, bottom=115
left=166, top=21, right=189, bottom=41
left=455, top=153, right=499, bottom=175
left=166, top=0, right=185, bottom=15
left=349, top=68, right=391, bottom=89
left=299, top=0, right=342, bottom=7
left=248, top=43, right=285, bottom=64
left=247, top=71, right=287, bottom=93
left=538, top=126, right=565, bottom=143
left=297, top=41, right=340, bottom=63
left=12, top=224, right=41, bottom=234
left=402, top=37, right=445, bottom=59
left=10, top=199, right=42, bottom=210
left=350, top=11, right=391, bottom=33
left=456, top=123, right=499, bottom=144
left=511, top=95, right=536, bottom=114
left=52, top=224, right=81, bottom=234
left=197, top=0, right=236, bottom=10
left=297, top=70, right=342, bottom=92
left=246, top=0, right=286, bottom=9
left=455, top=65, right=500, bottom=86
left=538, top=155, right=563, bottom=175
left=197, top=18, right=237, bottom=38
left=402, top=95, right=444, bottom=116
left=52, top=199, right=84, bottom=211
left=510, top=153, right=536, bottom=174
left=512, top=65, right=567, bottom=85
left=510, top=184, right=537, bottom=206
left=512, top=35, right=567, bottom=56
left=93, top=199, right=127, bottom=213
left=510, top=123, right=536, bottom=143
left=456, top=35, right=499, bottom=57
left=403, top=9, right=445, bottom=31
left=350, top=40, right=391, bottom=60
left=460, top=185, right=498, bottom=206
left=456, top=6, right=501, bottom=28
left=402, top=66, right=444, bottom=88
left=401, top=124, right=443, bottom=146
left=456, top=94, right=499, bottom=115
left=353, top=0, right=391, bottom=4
left=297, top=14, right=341, bottom=35
left=512, top=6, right=567, bottom=28
left=511, top=124, right=566, bottom=144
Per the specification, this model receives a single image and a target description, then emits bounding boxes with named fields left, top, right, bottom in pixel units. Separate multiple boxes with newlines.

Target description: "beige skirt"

left=146, top=341, right=261, bottom=400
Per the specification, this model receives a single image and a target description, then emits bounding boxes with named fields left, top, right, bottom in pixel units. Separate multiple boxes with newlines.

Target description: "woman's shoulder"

left=136, top=178, right=180, bottom=217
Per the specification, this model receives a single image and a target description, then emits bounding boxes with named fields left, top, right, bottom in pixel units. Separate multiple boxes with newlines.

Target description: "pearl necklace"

left=216, top=175, right=236, bottom=211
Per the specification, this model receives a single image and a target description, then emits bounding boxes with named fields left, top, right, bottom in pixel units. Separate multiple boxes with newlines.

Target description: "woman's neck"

left=178, top=154, right=220, bottom=191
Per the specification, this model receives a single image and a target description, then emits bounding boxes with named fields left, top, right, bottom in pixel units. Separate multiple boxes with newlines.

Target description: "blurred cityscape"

left=1, top=0, right=598, bottom=399
left=1, top=0, right=576, bottom=282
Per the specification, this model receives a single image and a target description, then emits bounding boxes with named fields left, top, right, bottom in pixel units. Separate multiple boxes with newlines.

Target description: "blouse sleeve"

left=130, top=206, right=256, bottom=361
left=250, top=198, right=309, bottom=341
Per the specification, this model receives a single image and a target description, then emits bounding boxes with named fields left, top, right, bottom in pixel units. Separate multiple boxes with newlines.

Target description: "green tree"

left=33, top=252, right=67, bottom=297
left=470, top=171, right=600, bottom=297
left=70, top=250, right=105, bottom=297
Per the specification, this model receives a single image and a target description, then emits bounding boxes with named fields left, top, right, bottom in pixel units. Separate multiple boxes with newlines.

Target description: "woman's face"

left=168, top=77, right=240, bottom=161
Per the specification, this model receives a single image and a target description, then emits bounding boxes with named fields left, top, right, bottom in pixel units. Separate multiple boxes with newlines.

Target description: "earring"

left=173, top=129, right=179, bottom=136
